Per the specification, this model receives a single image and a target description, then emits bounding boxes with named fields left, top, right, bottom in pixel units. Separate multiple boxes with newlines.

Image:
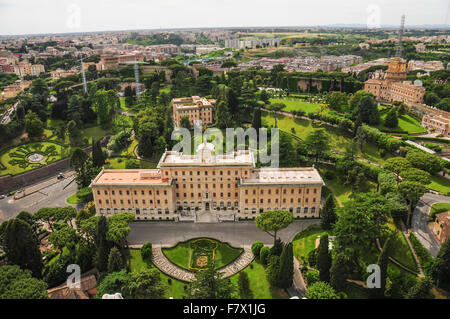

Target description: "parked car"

left=57, top=173, right=64, bottom=179
left=0, top=195, right=5, bottom=199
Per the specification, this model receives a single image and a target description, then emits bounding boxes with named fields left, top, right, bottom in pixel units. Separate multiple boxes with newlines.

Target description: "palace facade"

left=364, top=57, right=426, bottom=105
left=172, top=96, right=216, bottom=128
left=90, top=142, right=324, bottom=221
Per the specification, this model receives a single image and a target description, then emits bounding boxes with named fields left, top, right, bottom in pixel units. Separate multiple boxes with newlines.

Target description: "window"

left=133, top=190, right=137, bottom=195
left=304, top=207, right=308, bottom=214
left=119, top=190, right=122, bottom=195
left=311, top=207, right=316, bottom=214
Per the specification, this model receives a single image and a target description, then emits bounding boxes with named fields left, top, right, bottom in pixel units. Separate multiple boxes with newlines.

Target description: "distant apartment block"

left=13, top=62, right=45, bottom=77
left=225, top=38, right=281, bottom=49
left=407, top=60, right=444, bottom=73
left=172, top=96, right=216, bottom=128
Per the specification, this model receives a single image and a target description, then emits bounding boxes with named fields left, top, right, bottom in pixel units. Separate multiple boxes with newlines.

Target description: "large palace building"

left=364, top=57, right=426, bottom=105
left=172, top=96, right=216, bottom=128
left=90, top=142, right=324, bottom=221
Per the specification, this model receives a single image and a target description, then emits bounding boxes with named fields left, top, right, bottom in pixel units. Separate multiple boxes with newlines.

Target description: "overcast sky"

left=0, top=0, right=449, bottom=35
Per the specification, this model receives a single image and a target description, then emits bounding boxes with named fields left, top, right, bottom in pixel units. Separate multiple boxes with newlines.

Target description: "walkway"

left=411, top=193, right=450, bottom=257
left=150, top=245, right=254, bottom=282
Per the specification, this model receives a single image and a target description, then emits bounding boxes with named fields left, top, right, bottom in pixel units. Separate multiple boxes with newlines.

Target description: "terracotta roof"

left=47, top=274, right=97, bottom=299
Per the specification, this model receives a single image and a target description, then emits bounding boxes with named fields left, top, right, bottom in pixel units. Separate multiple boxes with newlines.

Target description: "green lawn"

left=119, top=97, right=129, bottom=111
left=430, top=202, right=450, bottom=221
left=66, top=193, right=84, bottom=204
left=104, top=157, right=127, bottom=169
left=0, top=141, right=66, bottom=176
left=385, top=221, right=419, bottom=273
left=270, top=98, right=323, bottom=114
left=162, top=238, right=243, bottom=271
left=261, top=111, right=388, bottom=165
left=81, top=125, right=110, bottom=142
left=128, top=249, right=287, bottom=299
left=377, top=109, right=426, bottom=134
left=427, top=175, right=450, bottom=195
left=292, top=225, right=328, bottom=262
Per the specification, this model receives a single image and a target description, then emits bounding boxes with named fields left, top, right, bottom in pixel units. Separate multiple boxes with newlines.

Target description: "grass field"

left=66, top=193, right=84, bottom=204
left=430, top=202, right=450, bottom=221
left=269, top=98, right=324, bottom=114
left=162, top=238, right=243, bottom=271
left=385, top=221, right=419, bottom=272
left=129, top=249, right=287, bottom=299
left=377, top=108, right=426, bottom=134
left=292, top=225, right=328, bottom=262
left=427, top=175, right=450, bottom=195
left=261, top=111, right=388, bottom=165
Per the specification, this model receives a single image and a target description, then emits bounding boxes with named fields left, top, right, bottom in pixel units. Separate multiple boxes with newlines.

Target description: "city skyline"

left=0, top=0, right=449, bottom=36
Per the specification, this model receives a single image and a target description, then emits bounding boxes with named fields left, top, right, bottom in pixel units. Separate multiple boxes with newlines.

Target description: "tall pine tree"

left=316, top=235, right=331, bottom=282
left=373, top=237, right=390, bottom=298
left=277, top=242, right=294, bottom=288
left=321, top=194, right=337, bottom=230
left=95, top=216, right=110, bottom=272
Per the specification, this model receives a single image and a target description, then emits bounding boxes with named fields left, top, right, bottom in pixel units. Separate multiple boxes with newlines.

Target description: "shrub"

left=260, top=246, right=271, bottom=265
left=76, top=187, right=93, bottom=202
left=308, top=248, right=318, bottom=268
left=251, top=241, right=264, bottom=258
left=409, top=233, right=434, bottom=276
left=305, top=270, right=320, bottom=286
left=141, top=242, right=152, bottom=262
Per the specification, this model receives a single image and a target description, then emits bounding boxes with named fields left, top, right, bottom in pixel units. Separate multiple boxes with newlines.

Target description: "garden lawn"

left=81, top=125, right=109, bottom=142
left=0, top=141, right=65, bottom=176
left=119, top=97, right=129, bottom=111
left=427, top=175, right=450, bottom=195
left=162, top=238, right=243, bottom=271
left=261, top=111, right=388, bottom=165
left=269, top=98, right=323, bottom=114
left=377, top=112, right=426, bottom=134
left=384, top=221, right=419, bottom=273
left=430, top=202, right=450, bottom=221
left=104, top=157, right=127, bottom=169
left=292, top=225, right=328, bottom=262
left=229, top=260, right=288, bottom=299
left=66, top=193, right=84, bottom=204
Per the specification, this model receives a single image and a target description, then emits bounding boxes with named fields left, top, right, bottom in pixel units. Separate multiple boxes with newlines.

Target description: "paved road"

left=0, top=170, right=80, bottom=222
left=411, top=193, right=450, bottom=257
left=127, top=219, right=320, bottom=247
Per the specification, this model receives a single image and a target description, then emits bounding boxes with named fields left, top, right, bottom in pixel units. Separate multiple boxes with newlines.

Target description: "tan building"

left=90, top=142, right=324, bottom=221
left=99, top=54, right=119, bottom=70
left=172, top=96, right=216, bottom=128
left=433, top=211, right=450, bottom=244
left=13, top=62, right=45, bottom=77
left=364, top=57, right=425, bottom=105
left=421, top=114, right=450, bottom=136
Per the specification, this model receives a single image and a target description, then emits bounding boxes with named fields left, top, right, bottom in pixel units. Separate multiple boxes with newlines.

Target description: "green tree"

left=259, top=246, right=271, bottom=265
left=431, top=238, right=450, bottom=288
left=304, top=128, right=331, bottom=164
left=405, top=149, right=443, bottom=175
left=251, top=241, right=264, bottom=258
left=330, top=253, right=351, bottom=292
left=107, top=247, right=125, bottom=273
left=373, top=237, right=391, bottom=298
left=255, top=210, right=294, bottom=246
left=141, top=242, right=153, bottom=262
left=405, top=277, right=434, bottom=299
left=238, top=271, right=253, bottom=298
left=278, top=242, right=294, bottom=288
left=96, top=216, right=111, bottom=272
left=305, top=281, right=340, bottom=299
left=106, top=213, right=134, bottom=248
left=124, top=269, right=166, bottom=299
left=48, top=224, right=78, bottom=255
left=400, top=168, right=431, bottom=185
left=2, top=219, right=43, bottom=278
left=0, top=265, right=47, bottom=299
left=216, top=100, right=232, bottom=129
left=67, top=119, right=81, bottom=145
left=384, top=108, right=398, bottom=128
left=96, top=270, right=130, bottom=298
left=321, top=194, right=337, bottom=230
left=317, top=235, right=332, bottom=283
left=92, top=139, right=106, bottom=168
left=187, top=265, right=236, bottom=299
left=398, top=181, right=427, bottom=227
left=24, top=110, right=44, bottom=138
left=266, top=255, right=281, bottom=287
left=385, top=157, right=412, bottom=184
left=180, top=116, right=192, bottom=130
left=252, top=107, right=262, bottom=131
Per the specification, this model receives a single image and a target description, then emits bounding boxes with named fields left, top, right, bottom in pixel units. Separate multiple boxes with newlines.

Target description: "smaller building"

left=172, top=96, right=216, bottom=128
left=421, top=114, right=450, bottom=136
left=47, top=274, right=97, bottom=299
left=433, top=211, right=450, bottom=244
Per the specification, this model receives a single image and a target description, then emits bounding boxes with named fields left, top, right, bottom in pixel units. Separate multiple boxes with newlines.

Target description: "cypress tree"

left=96, top=216, right=110, bottom=272
left=252, top=107, right=262, bottom=131
left=277, top=242, right=294, bottom=288
left=3, top=219, right=43, bottom=278
left=321, top=194, right=337, bottom=230
left=330, top=253, right=350, bottom=291
left=107, top=247, right=124, bottom=273
left=316, top=235, right=331, bottom=282
left=92, top=139, right=105, bottom=168
left=238, top=271, right=252, bottom=298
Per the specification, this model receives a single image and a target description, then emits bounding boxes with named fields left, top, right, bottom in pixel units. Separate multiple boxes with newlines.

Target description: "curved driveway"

left=411, top=193, right=450, bottom=257
left=127, top=219, right=320, bottom=248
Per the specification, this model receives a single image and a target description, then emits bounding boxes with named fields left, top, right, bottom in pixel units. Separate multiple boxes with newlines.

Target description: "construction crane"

left=395, top=14, right=406, bottom=58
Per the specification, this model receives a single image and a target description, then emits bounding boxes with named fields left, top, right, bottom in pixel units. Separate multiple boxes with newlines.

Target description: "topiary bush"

left=260, top=246, right=271, bottom=265
left=141, top=242, right=153, bottom=262
left=251, top=241, right=264, bottom=258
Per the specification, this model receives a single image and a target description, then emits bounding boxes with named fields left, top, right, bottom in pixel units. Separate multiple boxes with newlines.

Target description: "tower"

left=134, top=59, right=141, bottom=100
left=395, top=14, right=406, bottom=58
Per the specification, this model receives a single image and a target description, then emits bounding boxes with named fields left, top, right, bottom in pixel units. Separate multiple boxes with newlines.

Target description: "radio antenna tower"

left=395, top=14, right=406, bottom=58
left=134, top=59, right=141, bottom=100
left=80, top=58, right=87, bottom=94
